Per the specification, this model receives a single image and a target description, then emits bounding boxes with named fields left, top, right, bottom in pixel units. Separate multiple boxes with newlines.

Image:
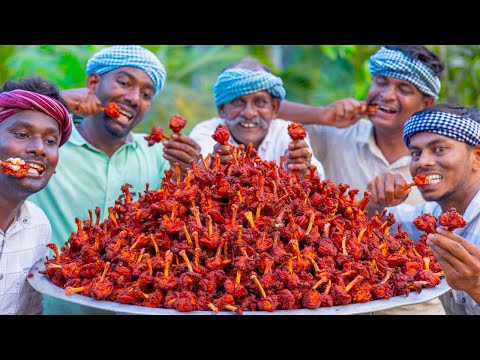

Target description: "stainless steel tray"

left=28, top=259, right=451, bottom=315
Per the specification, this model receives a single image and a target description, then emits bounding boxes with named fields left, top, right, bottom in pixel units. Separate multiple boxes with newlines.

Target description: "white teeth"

left=119, top=109, right=132, bottom=118
left=9, top=164, right=20, bottom=171
left=118, top=114, right=131, bottom=123
left=425, top=175, right=442, bottom=184
left=27, top=168, right=39, bottom=175
left=240, top=123, right=256, bottom=128
left=27, top=163, right=43, bottom=170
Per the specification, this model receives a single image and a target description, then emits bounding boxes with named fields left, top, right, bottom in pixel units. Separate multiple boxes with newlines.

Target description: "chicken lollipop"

left=287, top=122, right=307, bottom=141
left=212, top=124, right=231, bottom=145
left=144, top=126, right=167, bottom=147
left=101, top=102, right=121, bottom=118
left=438, top=208, right=467, bottom=231
left=169, top=114, right=187, bottom=134
left=413, top=213, right=438, bottom=234
left=1, top=158, right=34, bottom=178
left=406, top=174, right=428, bottom=189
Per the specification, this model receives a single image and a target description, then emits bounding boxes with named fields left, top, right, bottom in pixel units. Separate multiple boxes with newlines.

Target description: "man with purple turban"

left=0, top=76, right=72, bottom=314
left=29, top=45, right=200, bottom=315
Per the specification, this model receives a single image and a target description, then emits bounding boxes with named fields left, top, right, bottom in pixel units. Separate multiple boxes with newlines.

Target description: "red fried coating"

left=438, top=208, right=467, bottom=231
left=104, top=102, right=121, bottom=118
left=144, top=126, right=166, bottom=147
left=366, top=105, right=378, bottom=115
left=212, top=124, right=230, bottom=145
left=287, top=122, right=307, bottom=141
left=1, top=158, right=30, bottom=178
left=413, top=174, right=427, bottom=187
left=169, top=114, right=187, bottom=134
left=413, top=213, right=438, bottom=234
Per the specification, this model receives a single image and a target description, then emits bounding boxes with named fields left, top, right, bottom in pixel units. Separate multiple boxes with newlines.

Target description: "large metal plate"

left=28, top=259, right=451, bottom=315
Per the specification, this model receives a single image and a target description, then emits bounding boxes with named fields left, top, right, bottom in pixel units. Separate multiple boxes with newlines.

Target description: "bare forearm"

left=278, top=100, right=326, bottom=125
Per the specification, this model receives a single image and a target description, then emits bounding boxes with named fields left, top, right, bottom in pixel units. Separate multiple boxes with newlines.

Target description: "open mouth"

left=375, top=104, right=397, bottom=114
left=424, top=174, right=442, bottom=185
left=26, top=162, right=46, bottom=176
left=239, top=122, right=258, bottom=128
left=369, top=102, right=397, bottom=115
left=1, top=158, right=45, bottom=178
left=117, top=108, right=134, bottom=123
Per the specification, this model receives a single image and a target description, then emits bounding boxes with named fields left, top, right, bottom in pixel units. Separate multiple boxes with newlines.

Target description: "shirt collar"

left=364, top=122, right=411, bottom=168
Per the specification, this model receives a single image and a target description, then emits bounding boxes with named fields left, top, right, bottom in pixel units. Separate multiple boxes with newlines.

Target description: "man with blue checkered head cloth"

left=189, top=57, right=325, bottom=179
left=364, top=103, right=480, bottom=315
left=29, top=45, right=201, bottom=315
left=278, top=45, right=444, bottom=207
left=278, top=45, right=447, bottom=315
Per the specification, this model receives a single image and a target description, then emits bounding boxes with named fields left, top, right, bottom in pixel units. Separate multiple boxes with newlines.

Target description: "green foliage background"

left=1, top=45, right=479, bottom=135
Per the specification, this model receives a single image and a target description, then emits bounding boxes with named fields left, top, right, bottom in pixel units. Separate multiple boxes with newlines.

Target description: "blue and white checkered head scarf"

left=369, top=47, right=441, bottom=100
left=403, top=111, right=480, bottom=146
left=86, top=45, right=166, bottom=95
left=213, top=68, right=286, bottom=106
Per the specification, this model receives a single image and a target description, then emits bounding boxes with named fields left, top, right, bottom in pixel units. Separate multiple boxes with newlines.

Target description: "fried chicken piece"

left=438, top=207, right=467, bottom=231
left=413, top=213, right=438, bottom=233
left=102, top=102, right=120, bottom=118
left=287, top=122, right=307, bottom=141
left=1, top=158, right=32, bottom=178
left=169, top=114, right=187, bottom=134
left=144, top=126, right=166, bottom=146
left=406, top=174, right=427, bottom=189
left=212, top=124, right=231, bottom=145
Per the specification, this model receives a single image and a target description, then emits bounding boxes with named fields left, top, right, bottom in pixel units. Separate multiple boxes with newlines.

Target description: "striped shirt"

left=388, top=189, right=480, bottom=315
left=0, top=201, right=50, bottom=315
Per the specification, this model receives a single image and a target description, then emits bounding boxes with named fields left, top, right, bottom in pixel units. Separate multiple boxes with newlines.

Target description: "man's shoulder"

left=270, top=118, right=292, bottom=128
left=189, top=117, right=224, bottom=135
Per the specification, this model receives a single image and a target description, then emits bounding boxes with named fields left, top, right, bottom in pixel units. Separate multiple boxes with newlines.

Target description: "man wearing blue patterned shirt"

left=365, top=103, right=480, bottom=315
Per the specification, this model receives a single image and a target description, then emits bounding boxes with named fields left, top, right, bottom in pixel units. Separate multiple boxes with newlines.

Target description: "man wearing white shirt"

left=189, top=57, right=324, bottom=179
left=0, top=76, right=72, bottom=314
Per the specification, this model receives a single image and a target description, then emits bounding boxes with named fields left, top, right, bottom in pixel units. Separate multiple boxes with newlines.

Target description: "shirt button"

left=0, top=274, right=3, bottom=280
left=462, top=297, right=466, bottom=303
left=23, top=218, right=28, bottom=223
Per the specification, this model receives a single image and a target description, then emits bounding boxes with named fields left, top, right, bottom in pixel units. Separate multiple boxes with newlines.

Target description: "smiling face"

left=89, top=66, right=155, bottom=139
left=365, top=75, right=434, bottom=134
left=0, top=110, right=60, bottom=197
left=408, top=132, right=480, bottom=210
left=218, top=91, right=280, bottom=150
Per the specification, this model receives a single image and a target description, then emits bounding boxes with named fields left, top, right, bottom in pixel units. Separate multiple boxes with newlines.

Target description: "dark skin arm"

left=365, top=173, right=411, bottom=215
left=427, top=228, right=480, bottom=306
left=162, top=133, right=201, bottom=176
left=60, top=88, right=102, bottom=116
left=278, top=98, right=367, bottom=127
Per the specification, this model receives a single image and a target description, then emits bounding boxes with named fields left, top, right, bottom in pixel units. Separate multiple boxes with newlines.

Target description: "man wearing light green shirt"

left=29, top=45, right=201, bottom=314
